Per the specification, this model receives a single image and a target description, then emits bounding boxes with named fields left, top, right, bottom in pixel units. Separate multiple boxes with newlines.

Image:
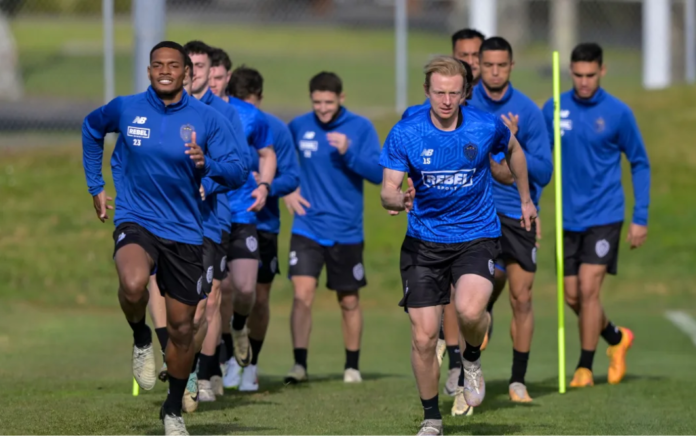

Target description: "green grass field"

left=2, top=16, right=696, bottom=436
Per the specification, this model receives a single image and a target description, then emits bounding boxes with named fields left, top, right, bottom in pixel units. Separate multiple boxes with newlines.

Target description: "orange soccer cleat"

left=569, top=367, right=594, bottom=388
left=607, top=327, right=634, bottom=385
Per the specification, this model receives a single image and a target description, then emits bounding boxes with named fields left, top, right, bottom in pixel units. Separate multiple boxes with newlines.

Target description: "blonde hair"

left=423, top=55, right=467, bottom=91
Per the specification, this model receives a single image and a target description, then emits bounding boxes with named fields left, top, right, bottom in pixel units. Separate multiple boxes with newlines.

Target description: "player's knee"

left=167, top=316, right=194, bottom=346
left=510, top=285, right=533, bottom=314
left=253, top=290, right=270, bottom=312
left=411, top=327, right=437, bottom=356
left=455, top=299, right=484, bottom=324
left=119, top=274, right=149, bottom=303
left=337, top=292, right=359, bottom=312
left=293, top=287, right=315, bottom=308
left=578, top=279, right=600, bottom=302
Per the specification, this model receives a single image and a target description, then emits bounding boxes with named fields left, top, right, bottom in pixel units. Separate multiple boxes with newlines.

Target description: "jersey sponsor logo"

left=132, top=116, right=147, bottom=124
left=180, top=124, right=195, bottom=142
left=127, top=126, right=150, bottom=139
left=464, top=143, right=478, bottom=161
left=560, top=109, right=572, bottom=136
left=595, top=239, right=610, bottom=258
left=421, top=170, right=475, bottom=190
left=299, top=139, right=318, bottom=158
left=353, top=263, right=364, bottom=281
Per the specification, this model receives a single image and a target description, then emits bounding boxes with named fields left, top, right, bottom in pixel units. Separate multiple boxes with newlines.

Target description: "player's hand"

left=185, top=132, right=205, bottom=169
left=403, top=178, right=415, bottom=213
left=92, top=190, right=114, bottom=222
left=283, top=189, right=311, bottom=216
left=489, top=153, right=514, bottom=185
left=199, top=184, right=206, bottom=201
left=247, top=183, right=269, bottom=212
left=535, top=216, right=542, bottom=248
left=327, top=132, right=350, bottom=155
left=520, top=199, right=537, bottom=232
left=501, top=112, right=519, bottom=136
left=627, top=223, right=647, bottom=249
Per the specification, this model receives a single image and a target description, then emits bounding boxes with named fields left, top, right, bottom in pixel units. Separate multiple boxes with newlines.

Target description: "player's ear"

left=147, top=66, right=152, bottom=82
left=600, top=63, right=607, bottom=78
left=338, top=92, right=346, bottom=105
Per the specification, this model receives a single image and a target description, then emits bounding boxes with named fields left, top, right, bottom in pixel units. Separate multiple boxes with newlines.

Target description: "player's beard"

left=192, top=78, right=209, bottom=96
left=483, top=79, right=509, bottom=94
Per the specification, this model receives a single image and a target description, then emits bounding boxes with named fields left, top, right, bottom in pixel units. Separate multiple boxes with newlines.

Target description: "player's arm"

left=247, top=116, right=277, bottom=212
left=331, top=123, right=383, bottom=184
left=618, top=107, right=651, bottom=249
left=82, top=97, right=122, bottom=221
left=201, top=113, right=249, bottom=190
left=521, top=108, right=554, bottom=187
left=489, top=152, right=514, bottom=185
left=268, top=125, right=300, bottom=197
left=498, top=121, right=536, bottom=231
left=380, top=168, right=414, bottom=212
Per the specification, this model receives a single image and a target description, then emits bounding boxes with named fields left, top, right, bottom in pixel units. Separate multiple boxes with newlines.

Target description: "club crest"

left=464, top=143, right=478, bottom=161
left=180, top=124, right=195, bottom=142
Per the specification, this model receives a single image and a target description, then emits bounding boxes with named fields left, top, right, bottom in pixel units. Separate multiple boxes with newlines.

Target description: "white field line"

left=665, top=311, right=696, bottom=347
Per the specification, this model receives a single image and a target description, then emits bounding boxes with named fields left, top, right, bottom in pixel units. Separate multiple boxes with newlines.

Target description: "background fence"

left=0, top=0, right=694, bottom=136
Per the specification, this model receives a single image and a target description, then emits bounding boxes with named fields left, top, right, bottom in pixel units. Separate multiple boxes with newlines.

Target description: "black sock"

left=212, top=345, right=223, bottom=376
left=222, top=333, right=233, bottom=361
left=601, top=321, right=623, bottom=346
left=577, top=349, right=595, bottom=371
left=231, top=312, right=248, bottom=331
left=510, top=349, right=530, bottom=384
left=163, top=375, right=187, bottom=416
left=421, top=395, right=442, bottom=420
left=250, top=337, right=264, bottom=366
left=447, top=345, right=461, bottom=370
left=154, top=327, right=168, bottom=353
left=438, top=326, right=445, bottom=340
left=345, top=349, right=360, bottom=370
left=458, top=362, right=464, bottom=387
left=128, top=316, right=152, bottom=348
left=190, top=352, right=200, bottom=374
left=462, top=341, right=481, bottom=363
left=198, top=354, right=214, bottom=380
left=293, top=348, right=308, bottom=369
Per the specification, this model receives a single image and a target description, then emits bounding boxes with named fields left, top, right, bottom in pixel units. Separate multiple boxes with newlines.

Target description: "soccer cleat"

left=198, top=379, right=216, bottom=402
left=443, top=367, right=460, bottom=396
left=417, top=419, right=443, bottom=436
left=210, top=375, right=224, bottom=396
left=607, top=327, right=634, bottom=385
left=284, top=364, right=308, bottom=385
left=569, top=368, right=594, bottom=387
left=182, top=372, right=199, bottom=413
left=132, top=343, right=157, bottom=391
left=436, top=338, right=447, bottom=367
left=508, top=382, right=533, bottom=403
left=158, top=363, right=168, bottom=382
left=344, top=368, right=362, bottom=383
left=462, top=358, right=486, bottom=407
left=240, top=364, right=259, bottom=391
left=231, top=326, right=252, bottom=367
left=161, top=407, right=189, bottom=436
left=451, top=387, right=474, bottom=417
left=223, top=358, right=242, bottom=389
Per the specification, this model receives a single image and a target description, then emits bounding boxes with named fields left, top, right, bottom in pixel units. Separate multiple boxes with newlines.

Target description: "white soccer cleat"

left=444, top=367, right=460, bottom=396
left=210, top=375, right=224, bottom=396
left=417, top=419, right=443, bottom=436
left=239, top=365, right=259, bottom=392
left=223, top=358, right=242, bottom=389
left=231, top=325, right=252, bottom=367
left=182, top=372, right=199, bottom=413
left=343, top=368, right=362, bottom=383
left=451, top=386, right=474, bottom=417
left=132, top=343, right=157, bottom=391
left=462, top=358, right=486, bottom=407
left=283, top=364, right=308, bottom=385
left=161, top=411, right=189, bottom=436
left=436, top=339, right=447, bottom=368
left=198, top=379, right=216, bottom=402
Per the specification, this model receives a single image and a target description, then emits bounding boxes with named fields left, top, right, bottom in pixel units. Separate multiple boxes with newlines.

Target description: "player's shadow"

left=138, top=423, right=276, bottom=435
left=443, top=377, right=558, bottom=415
left=289, top=371, right=405, bottom=385
left=585, top=373, right=665, bottom=386
left=447, top=422, right=523, bottom=436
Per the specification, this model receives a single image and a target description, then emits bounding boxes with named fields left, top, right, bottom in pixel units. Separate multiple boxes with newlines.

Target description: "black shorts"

left=563, top=222, right=623, bottom=276
left=399, top=236, right=501, bottom=310
left=202, top=237, right=217, bottom=296
left=257, top=231, right=280, bottom=284
left=113, top=222, right=204, bottom=306
left=495, top=213, right=538, bottom=273
left=227, top=223, right=260, bottom=261
left=288, top=234, right=366, bottom=291
left=215, top=231, right=229, bottom=280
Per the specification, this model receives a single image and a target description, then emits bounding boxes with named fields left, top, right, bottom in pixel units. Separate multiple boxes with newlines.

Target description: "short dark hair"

left=459, top=59, right=473, bottom=86
left=183, top=40, right=213, bottom=58
left=210, top=47, right=232, bottom=72
left=571, top=42, right=603, bottom=65
left=228, top=66, right=264, bottom=100
left=480, top=36, right=513, bottom=59
left=309, top=72, right=342, bottom=95
left=149, top=41, right=186, bottom=63
left=184, top=55, right=193, bottom=79
left=451, top=28, right=486, bottom=50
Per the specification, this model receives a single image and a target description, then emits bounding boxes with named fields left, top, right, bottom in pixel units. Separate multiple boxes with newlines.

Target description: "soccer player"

left=466, top=36, right=553, bottom=402
left=379, top=56, right=535, bottom=436
left=82, top=41, right=248, bottom=435
left=283, top=72, right=382, bottom=384
left=451, top=28, right=485, bottom=87
left=225, top=66, right=300, bottom=391
left=542, top=42, right=649, bottom=387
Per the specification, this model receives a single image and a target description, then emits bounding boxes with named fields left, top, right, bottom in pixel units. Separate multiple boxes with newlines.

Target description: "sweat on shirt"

left=542, top=87, right=650, bottom=231
left=83, top=86, right=248, bottom=245
left=288, top=107, right=383, bottom=245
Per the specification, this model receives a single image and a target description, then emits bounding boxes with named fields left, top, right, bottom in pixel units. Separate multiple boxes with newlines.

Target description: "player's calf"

left=337, top=291, right=363, bottom=382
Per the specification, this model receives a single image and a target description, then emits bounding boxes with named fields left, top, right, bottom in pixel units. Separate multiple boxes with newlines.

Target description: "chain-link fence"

left=0, top=0, right=693, bottom=138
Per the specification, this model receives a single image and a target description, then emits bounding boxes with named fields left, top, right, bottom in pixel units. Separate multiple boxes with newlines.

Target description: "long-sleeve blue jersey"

left=226, top=97, right=274, bottom=224
left=289, top=108, right=383, bottom=245
left=469, top=83, right=553, bottom=218
left=84, top=86, right=248, bottom=245
left=381, top=106, right=510, bottom=244
left=542, top=88, right=651, bottom=230
left=256, top=112, right=300, bottom=234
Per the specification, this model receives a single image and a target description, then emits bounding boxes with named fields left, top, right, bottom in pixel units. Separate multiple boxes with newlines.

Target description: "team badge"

left=246, top=236, right=258, bottom=253
left=488, top=259, right=495, bottom=275
left=594, top=117, right=605, bottom=133
left=353, top=263, right=365, bottom=281
left=595, top=239, right=610, bottom=258
left=464, top=143, right=478, bottom=161
left=180, top=124, right=195, bottom=142
left=206, top=266, right=213, bottom=284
